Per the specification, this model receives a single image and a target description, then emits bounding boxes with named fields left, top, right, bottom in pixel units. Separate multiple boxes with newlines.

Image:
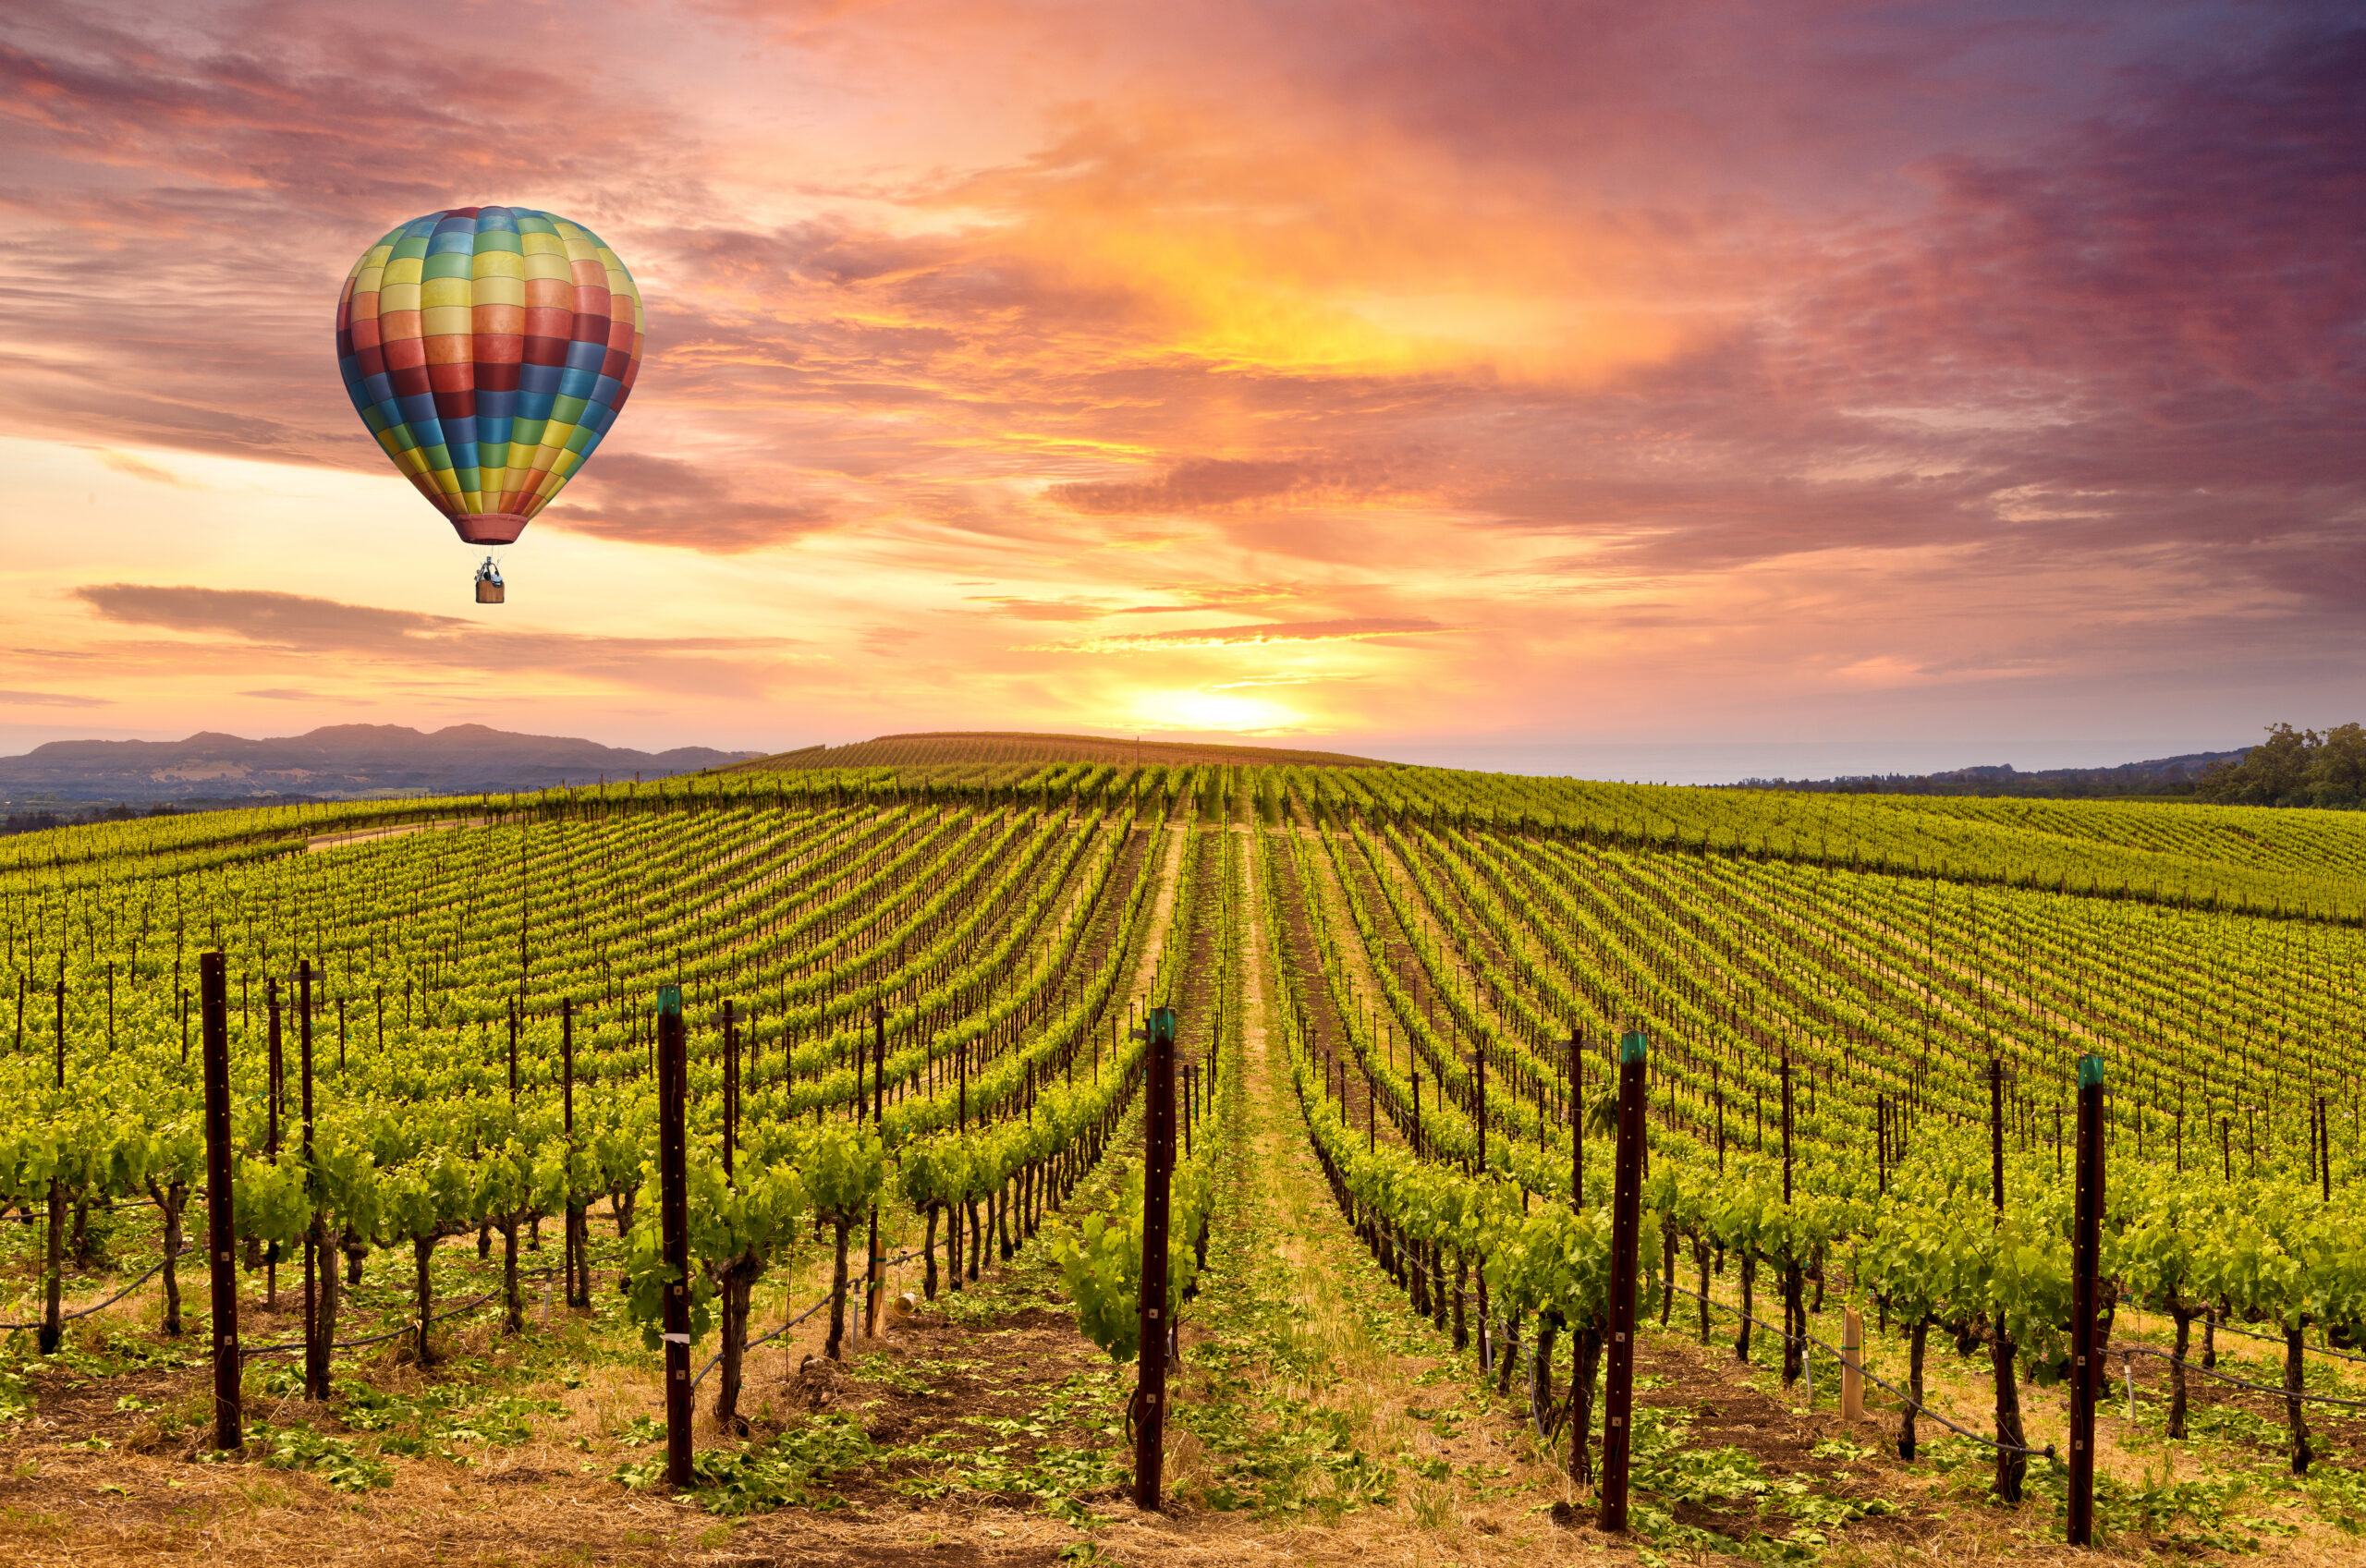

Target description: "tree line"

left=2195, top=723, right=2366, bottom=808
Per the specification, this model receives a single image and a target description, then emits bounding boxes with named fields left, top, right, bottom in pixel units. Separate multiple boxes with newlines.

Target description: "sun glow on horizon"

left=1129, top=687, right=1308, bottom=735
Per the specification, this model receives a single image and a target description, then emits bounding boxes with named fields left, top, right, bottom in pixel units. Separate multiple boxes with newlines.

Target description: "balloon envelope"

left=335, top=207, right=643, bottom=545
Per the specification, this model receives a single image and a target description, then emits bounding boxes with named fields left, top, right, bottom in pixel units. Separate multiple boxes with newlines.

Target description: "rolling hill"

left=726, top=731, right=1387, bottom=772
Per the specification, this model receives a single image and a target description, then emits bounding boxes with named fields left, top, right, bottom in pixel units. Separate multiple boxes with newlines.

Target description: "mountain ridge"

left=0, top=723, right=762, bottom=805
left=1733, top=748, right=2246, bottom=798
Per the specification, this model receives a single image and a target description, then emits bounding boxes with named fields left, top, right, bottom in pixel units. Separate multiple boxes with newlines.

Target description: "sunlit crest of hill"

left=724, top=731, right=1388, bottom=772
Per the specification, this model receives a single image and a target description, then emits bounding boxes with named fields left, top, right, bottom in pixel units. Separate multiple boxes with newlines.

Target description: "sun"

left=1128, top=688, right=1304, bottom=734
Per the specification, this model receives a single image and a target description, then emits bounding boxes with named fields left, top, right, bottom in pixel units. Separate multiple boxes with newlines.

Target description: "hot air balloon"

left=334, top=207, right=643, bottom=600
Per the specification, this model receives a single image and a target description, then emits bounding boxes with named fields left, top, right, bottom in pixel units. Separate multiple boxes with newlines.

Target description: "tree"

left=2305, top=723, right=2366, bottom=806
left=2193, top=722, right=2366, bottom=808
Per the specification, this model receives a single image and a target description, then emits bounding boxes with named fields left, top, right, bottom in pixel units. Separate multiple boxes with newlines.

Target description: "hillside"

left=726, top=730, right=1387, bottom=772
left=0, top=723, right=758, bottom=805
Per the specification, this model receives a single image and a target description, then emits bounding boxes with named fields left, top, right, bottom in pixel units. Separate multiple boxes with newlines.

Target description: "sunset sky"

left=1, top=1, right=2358, bottom=778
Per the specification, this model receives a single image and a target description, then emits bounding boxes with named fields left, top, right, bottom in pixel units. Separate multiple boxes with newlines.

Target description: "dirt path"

left=1049, top=827, right=1587, bottom=1568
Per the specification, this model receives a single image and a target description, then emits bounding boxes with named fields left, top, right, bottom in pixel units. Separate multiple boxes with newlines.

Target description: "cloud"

left=1048, top=457, right=1406, bottom=516
left=1209, top=672, right=1368, bottom=689
left=0, top=689, right=111, bottom=708
left=74, top=585, right=788, bottom=699
left=239, top=688, right=371, bottom=702
left=1123, top=583, right=1314, bottom=613
left=93, top=449, right=198, bottom=488
left=1038, top=616, right=1457, bottom=652
left=541, top=455, right=838, bottom=553
left=960, top=596, right=1114, bottom=623
left=78, top=584, right=471, bottom=650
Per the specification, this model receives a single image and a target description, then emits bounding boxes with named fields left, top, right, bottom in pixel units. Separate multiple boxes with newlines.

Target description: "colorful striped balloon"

left=335, top=207, right=643, bottom=545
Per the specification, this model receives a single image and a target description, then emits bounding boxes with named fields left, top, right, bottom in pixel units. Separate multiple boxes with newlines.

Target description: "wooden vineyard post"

left=1781, top=1051, right=1799, bottom=1388
left=1598, top=1029, right=1650, bottom=1532
left=657, top=985, right=692, bottom=1489
left=301, top=959, right=330, bottom=1402
left=1841, top=1307, right=1865, bottom=1422
left=41, top=967, right=63, bottom=1351
left=722, top=1000, right=739, bottom=1180
left=1473, top=1041, right=1487, bottom=1177
left=201, top=952, right=240, bottom=1452
left=2067, top=1052, right=2104, bottom=1547
left=1134, top=1003, right=1178, bottom=1512
left=563, top=998, right=585, bottom=1308
left=2321, top=1096, right=2332, bottom=1204
left=265, top=979, right=281, bottom=1307
left=1989, top=1056, right=2006, bottom=1209
left=865, top=1002, right=885, bottom=1340
left=1568, top=1030, right=1582, bottom=1211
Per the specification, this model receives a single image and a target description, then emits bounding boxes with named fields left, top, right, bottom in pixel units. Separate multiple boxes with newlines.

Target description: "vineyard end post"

left=1134, top=1003, right=1178, bottom=1512
left=200, top=951, right=240, bottom=1453
left=657, top=986, right=693, bottom=1489
left=1599, top=1029, right=1650, bottom=1532
left=2067, top=1052, right=2104, bottom=1546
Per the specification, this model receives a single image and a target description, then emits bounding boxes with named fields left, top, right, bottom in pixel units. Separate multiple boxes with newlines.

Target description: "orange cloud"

left=1035, top=616, right=1458, bottom=653
left=93, top=449, right=197, bottom=487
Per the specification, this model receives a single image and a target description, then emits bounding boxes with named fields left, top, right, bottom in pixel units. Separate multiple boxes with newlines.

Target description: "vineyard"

left=4, top=758, right=2366, bottom=1566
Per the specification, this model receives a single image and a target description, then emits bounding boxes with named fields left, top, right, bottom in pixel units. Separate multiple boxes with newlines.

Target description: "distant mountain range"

left=1734, top=749, right=2247, bottom=798
left=0, top=724, right=762, bottom=807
